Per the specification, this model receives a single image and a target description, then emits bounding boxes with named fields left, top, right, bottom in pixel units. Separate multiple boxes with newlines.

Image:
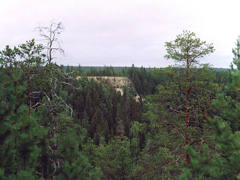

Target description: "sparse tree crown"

left=164, top=30, right=215, bottom=66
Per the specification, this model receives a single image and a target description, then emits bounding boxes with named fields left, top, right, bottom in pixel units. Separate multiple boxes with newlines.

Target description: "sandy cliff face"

left=76, top=76, right=140, bottom=100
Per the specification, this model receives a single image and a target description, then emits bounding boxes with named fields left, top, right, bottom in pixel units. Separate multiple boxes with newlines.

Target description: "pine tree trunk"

left=185, top=58, right=190, bottom=164
left=27, top=76, right=32, bottom=117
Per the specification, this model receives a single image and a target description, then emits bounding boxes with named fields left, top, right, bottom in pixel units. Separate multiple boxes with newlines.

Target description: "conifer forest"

left=1, top=25, right=240, bottom=180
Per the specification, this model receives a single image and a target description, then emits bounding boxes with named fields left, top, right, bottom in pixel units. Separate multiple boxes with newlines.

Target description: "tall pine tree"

left=181, top=36, right=240, bottom=180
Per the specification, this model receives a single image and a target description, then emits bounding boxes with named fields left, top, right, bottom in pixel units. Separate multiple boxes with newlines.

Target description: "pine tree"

left=181, top=36, right=240, bottom=180
left=56, top=128, right=102, bottom=180
left=82, top=109, right=90, bottom=131
left=129, top=121, right=141, bottom=160
left=164, top=30, right=215, bottom=164
left=17, top=39, right=46, bottom=116
left=0, top=63, right=48, bottom=179
left=114, top=144, right=132, bottom=180
left=116, top=104, right=125, bottom=141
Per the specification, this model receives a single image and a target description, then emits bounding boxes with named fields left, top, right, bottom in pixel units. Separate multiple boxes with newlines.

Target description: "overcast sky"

left=1, top=0, right=240, bottom=68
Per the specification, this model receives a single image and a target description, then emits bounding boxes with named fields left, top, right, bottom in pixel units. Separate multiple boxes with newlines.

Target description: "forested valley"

left=1, top=28, right=240, bottom=180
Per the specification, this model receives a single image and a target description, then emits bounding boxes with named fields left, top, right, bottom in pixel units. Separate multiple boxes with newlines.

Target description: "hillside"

left=76, top=76, right=139, bottom=97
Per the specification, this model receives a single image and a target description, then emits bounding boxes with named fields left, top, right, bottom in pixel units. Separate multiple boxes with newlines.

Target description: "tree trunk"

left=27, top=76, right=32, bottom=117
left=185, top=58, right=190, bottom=164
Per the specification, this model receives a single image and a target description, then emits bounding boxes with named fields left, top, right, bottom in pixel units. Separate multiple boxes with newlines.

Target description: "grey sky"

left=0, top=0, right=240, bottom=68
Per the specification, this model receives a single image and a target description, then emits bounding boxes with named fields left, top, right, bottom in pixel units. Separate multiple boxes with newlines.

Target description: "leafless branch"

left=190, top=136, right=211, bottom=146
left=35, top=21, right=64, bottom=63
left=53, top=92, right=73, bottom=117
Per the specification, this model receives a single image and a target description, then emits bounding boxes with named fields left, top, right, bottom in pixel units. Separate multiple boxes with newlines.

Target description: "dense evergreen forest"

left=1, top=28, right=240, bottom=180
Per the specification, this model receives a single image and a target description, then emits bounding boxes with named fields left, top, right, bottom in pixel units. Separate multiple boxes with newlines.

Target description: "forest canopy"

left=0, top=29, right=239, bottom=180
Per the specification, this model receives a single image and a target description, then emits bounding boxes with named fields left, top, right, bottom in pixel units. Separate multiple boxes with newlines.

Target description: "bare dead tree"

left=35, top=20, right=64, bottom=64
left=35, top=21, right=72, bottom=170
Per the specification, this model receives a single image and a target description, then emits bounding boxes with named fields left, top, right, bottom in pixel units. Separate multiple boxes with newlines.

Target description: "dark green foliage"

left=72, top=64, right=164, bottom=97
left=56, top=128, right=102, bottom=180
left=214, top=70, right=230, bottom=87
left=66, top=77, right=146, bottom=144
left=181, top=37, right=240, bottom=179
left=181, top=118, right=240, bottom=180
left=0, top=64, right=48, bottom=179
left=4, top=32, right=240, bottom=180
left=0, top=41, right=102, bottom=179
